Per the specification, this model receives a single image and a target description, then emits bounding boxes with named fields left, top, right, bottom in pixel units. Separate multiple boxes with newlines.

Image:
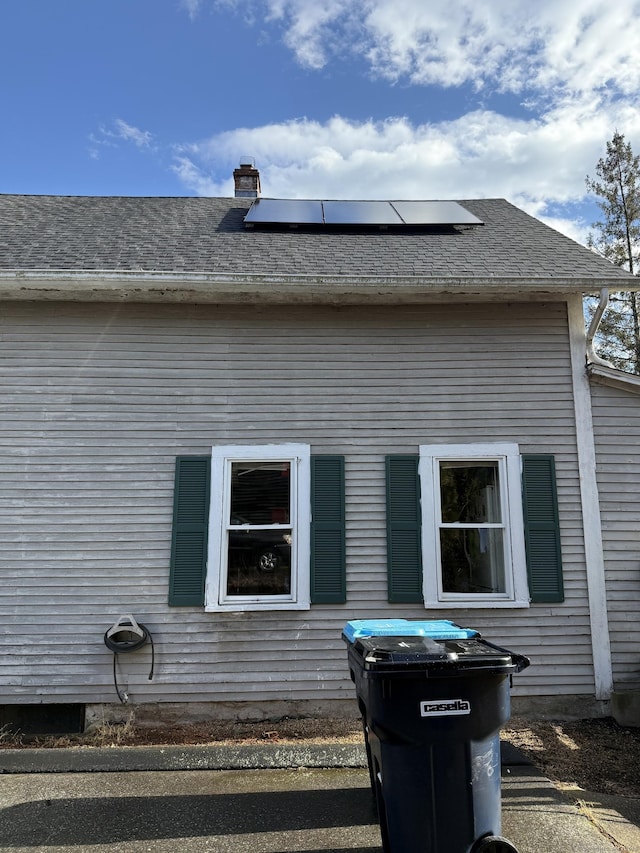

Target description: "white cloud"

left=181, top=0, right=202, bottom=21
left=89, top=119, right=155, bottom=156
left=172, top=155, right=231, bottom=196
left=266, top=0, right=352, bottom=69
left=206, top=0, right=640, bottom=100
left=113, top=119, right=153, bottom=149
left=172, top=101, right=640, bottom=242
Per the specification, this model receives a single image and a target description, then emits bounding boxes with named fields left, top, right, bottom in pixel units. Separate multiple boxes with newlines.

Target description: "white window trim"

left=205, top=443, right=311, bottom=612
left=419, top=442, right=530, bottom=609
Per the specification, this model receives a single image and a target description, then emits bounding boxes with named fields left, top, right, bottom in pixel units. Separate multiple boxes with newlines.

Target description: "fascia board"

left=0, top=269, right=636, bottom=304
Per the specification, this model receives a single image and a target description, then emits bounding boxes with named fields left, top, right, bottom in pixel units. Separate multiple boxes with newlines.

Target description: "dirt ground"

left=2, top=714, right=639, bottom=799
left=503, top=716, right=640, bottom=798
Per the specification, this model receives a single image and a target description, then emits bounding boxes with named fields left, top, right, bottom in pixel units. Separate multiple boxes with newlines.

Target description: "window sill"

left=205, top=601, right=311, bottom=613
left=424, top=598, right=530, bottom=609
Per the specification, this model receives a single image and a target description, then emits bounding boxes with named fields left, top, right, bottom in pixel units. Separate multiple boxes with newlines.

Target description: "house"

left=1, top=163, right=639, bottom=731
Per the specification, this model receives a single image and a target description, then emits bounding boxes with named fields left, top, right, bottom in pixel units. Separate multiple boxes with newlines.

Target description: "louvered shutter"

left=310, top=455, right=346, bottom=604
left=521, top=454, right=564, bottom=603
left=386, top=455, right=423, bottom=603
left=168, top=456, right=211, bottom=606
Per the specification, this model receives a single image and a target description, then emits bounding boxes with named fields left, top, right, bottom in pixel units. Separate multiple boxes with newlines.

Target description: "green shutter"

left=310, top=455, right=346, bottom=604
left=168, top=456, right=211, bottom=606
left=522, top=454, right=564, bottom=603
left=386, top=455, right=423, bottom=603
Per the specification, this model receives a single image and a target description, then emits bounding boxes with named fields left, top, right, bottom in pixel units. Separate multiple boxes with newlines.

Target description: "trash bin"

left=343, top=619, right=529, bottom=853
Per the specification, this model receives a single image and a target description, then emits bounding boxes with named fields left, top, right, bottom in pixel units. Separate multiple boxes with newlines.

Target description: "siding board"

left=591, top=381, right=640, bottom=691
left=0, top=300, right=594, bottom=705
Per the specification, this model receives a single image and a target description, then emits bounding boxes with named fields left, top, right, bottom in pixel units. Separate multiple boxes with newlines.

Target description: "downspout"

left=586, top=288, right=614, bottom=367
left=567, top=295, right=613, bottom=702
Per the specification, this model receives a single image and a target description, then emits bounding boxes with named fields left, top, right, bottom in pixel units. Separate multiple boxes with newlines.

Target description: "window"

left=169, top=452, right=345, bottom=608
left=206, top=444, right=311, bottom=611
left=419, top=443, right=529, bottom=607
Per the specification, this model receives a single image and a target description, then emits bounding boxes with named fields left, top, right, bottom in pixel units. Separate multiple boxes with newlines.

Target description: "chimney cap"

left=239, top=156, right=255, bottom=168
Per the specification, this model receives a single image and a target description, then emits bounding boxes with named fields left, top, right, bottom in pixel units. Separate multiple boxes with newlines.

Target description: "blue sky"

left=3, top=1, right=640, bottom=244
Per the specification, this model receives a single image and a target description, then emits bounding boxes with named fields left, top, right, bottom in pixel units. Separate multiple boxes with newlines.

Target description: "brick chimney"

left=233, top=158, right=261, bottom=198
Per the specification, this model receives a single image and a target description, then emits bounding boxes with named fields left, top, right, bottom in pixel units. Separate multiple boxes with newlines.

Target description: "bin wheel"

left=471, top=836, right=519, bottom=853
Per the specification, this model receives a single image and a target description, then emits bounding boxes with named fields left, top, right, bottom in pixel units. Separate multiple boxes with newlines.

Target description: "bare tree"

left=586, top=132, right=640, bottom=373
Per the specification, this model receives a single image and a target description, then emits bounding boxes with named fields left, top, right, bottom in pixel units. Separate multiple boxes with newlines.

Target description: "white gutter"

left=0, top=269, right=637, bottom=304
left=567, top=294, right=613, bottom=701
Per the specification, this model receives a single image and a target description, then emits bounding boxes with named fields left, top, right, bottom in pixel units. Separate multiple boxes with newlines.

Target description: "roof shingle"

left=0, top=194, right=634, bottom=288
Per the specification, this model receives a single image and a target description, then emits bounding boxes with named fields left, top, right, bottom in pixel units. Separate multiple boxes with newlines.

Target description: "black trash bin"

left=343, top=619, right=529, bottom=853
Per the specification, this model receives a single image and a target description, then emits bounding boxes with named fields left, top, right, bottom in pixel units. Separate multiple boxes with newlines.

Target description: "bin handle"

left=480, top=639, right=530, bottom=673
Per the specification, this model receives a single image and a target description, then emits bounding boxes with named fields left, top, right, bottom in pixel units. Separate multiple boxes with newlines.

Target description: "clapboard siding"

left=590, top=381, right=640, bottom=692
left=0, top=299, right=594, bottom=706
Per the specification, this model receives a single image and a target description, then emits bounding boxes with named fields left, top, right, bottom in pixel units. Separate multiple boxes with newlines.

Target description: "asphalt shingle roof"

left=0, top=194, right=633, bottom=287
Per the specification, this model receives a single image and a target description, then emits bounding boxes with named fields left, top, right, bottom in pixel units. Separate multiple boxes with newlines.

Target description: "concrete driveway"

left=1, top=744, right=639, bottom=852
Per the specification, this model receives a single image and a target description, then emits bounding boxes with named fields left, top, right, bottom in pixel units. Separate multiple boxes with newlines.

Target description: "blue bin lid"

left=342, top=618, right=479, bottom=644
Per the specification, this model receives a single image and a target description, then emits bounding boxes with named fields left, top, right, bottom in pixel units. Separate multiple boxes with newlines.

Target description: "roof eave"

left=587, top=362, right=640, bottom=395
left=0, top=269, right=635, bottom=304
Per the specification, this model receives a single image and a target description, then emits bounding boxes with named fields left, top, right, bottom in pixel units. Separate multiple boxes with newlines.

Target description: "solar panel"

left=322, top=200, right=403, bottom=225
left=244, top=198, right=483, bottom=227
left=244, top=198, right=324, bottom=225
left=391, top=201, right=482, bottom=226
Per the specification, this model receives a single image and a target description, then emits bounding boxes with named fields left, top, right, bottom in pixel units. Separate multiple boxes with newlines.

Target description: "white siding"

left=591, top=381, right=640, bottom=691
left=0, top=300, right=593, bottom=706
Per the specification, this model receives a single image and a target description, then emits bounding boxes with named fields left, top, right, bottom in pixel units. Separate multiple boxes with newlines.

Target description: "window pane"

left=230, top=461, right=291, bottom=525
left=227, top=529, right=292, bottom=596
left=440, top=528, right=506, bottom=594
left=440, top=461, right=501, bottom=523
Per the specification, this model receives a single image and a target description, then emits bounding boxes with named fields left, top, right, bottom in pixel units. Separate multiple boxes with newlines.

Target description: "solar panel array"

left=244, top=198, right=483, bottom=228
